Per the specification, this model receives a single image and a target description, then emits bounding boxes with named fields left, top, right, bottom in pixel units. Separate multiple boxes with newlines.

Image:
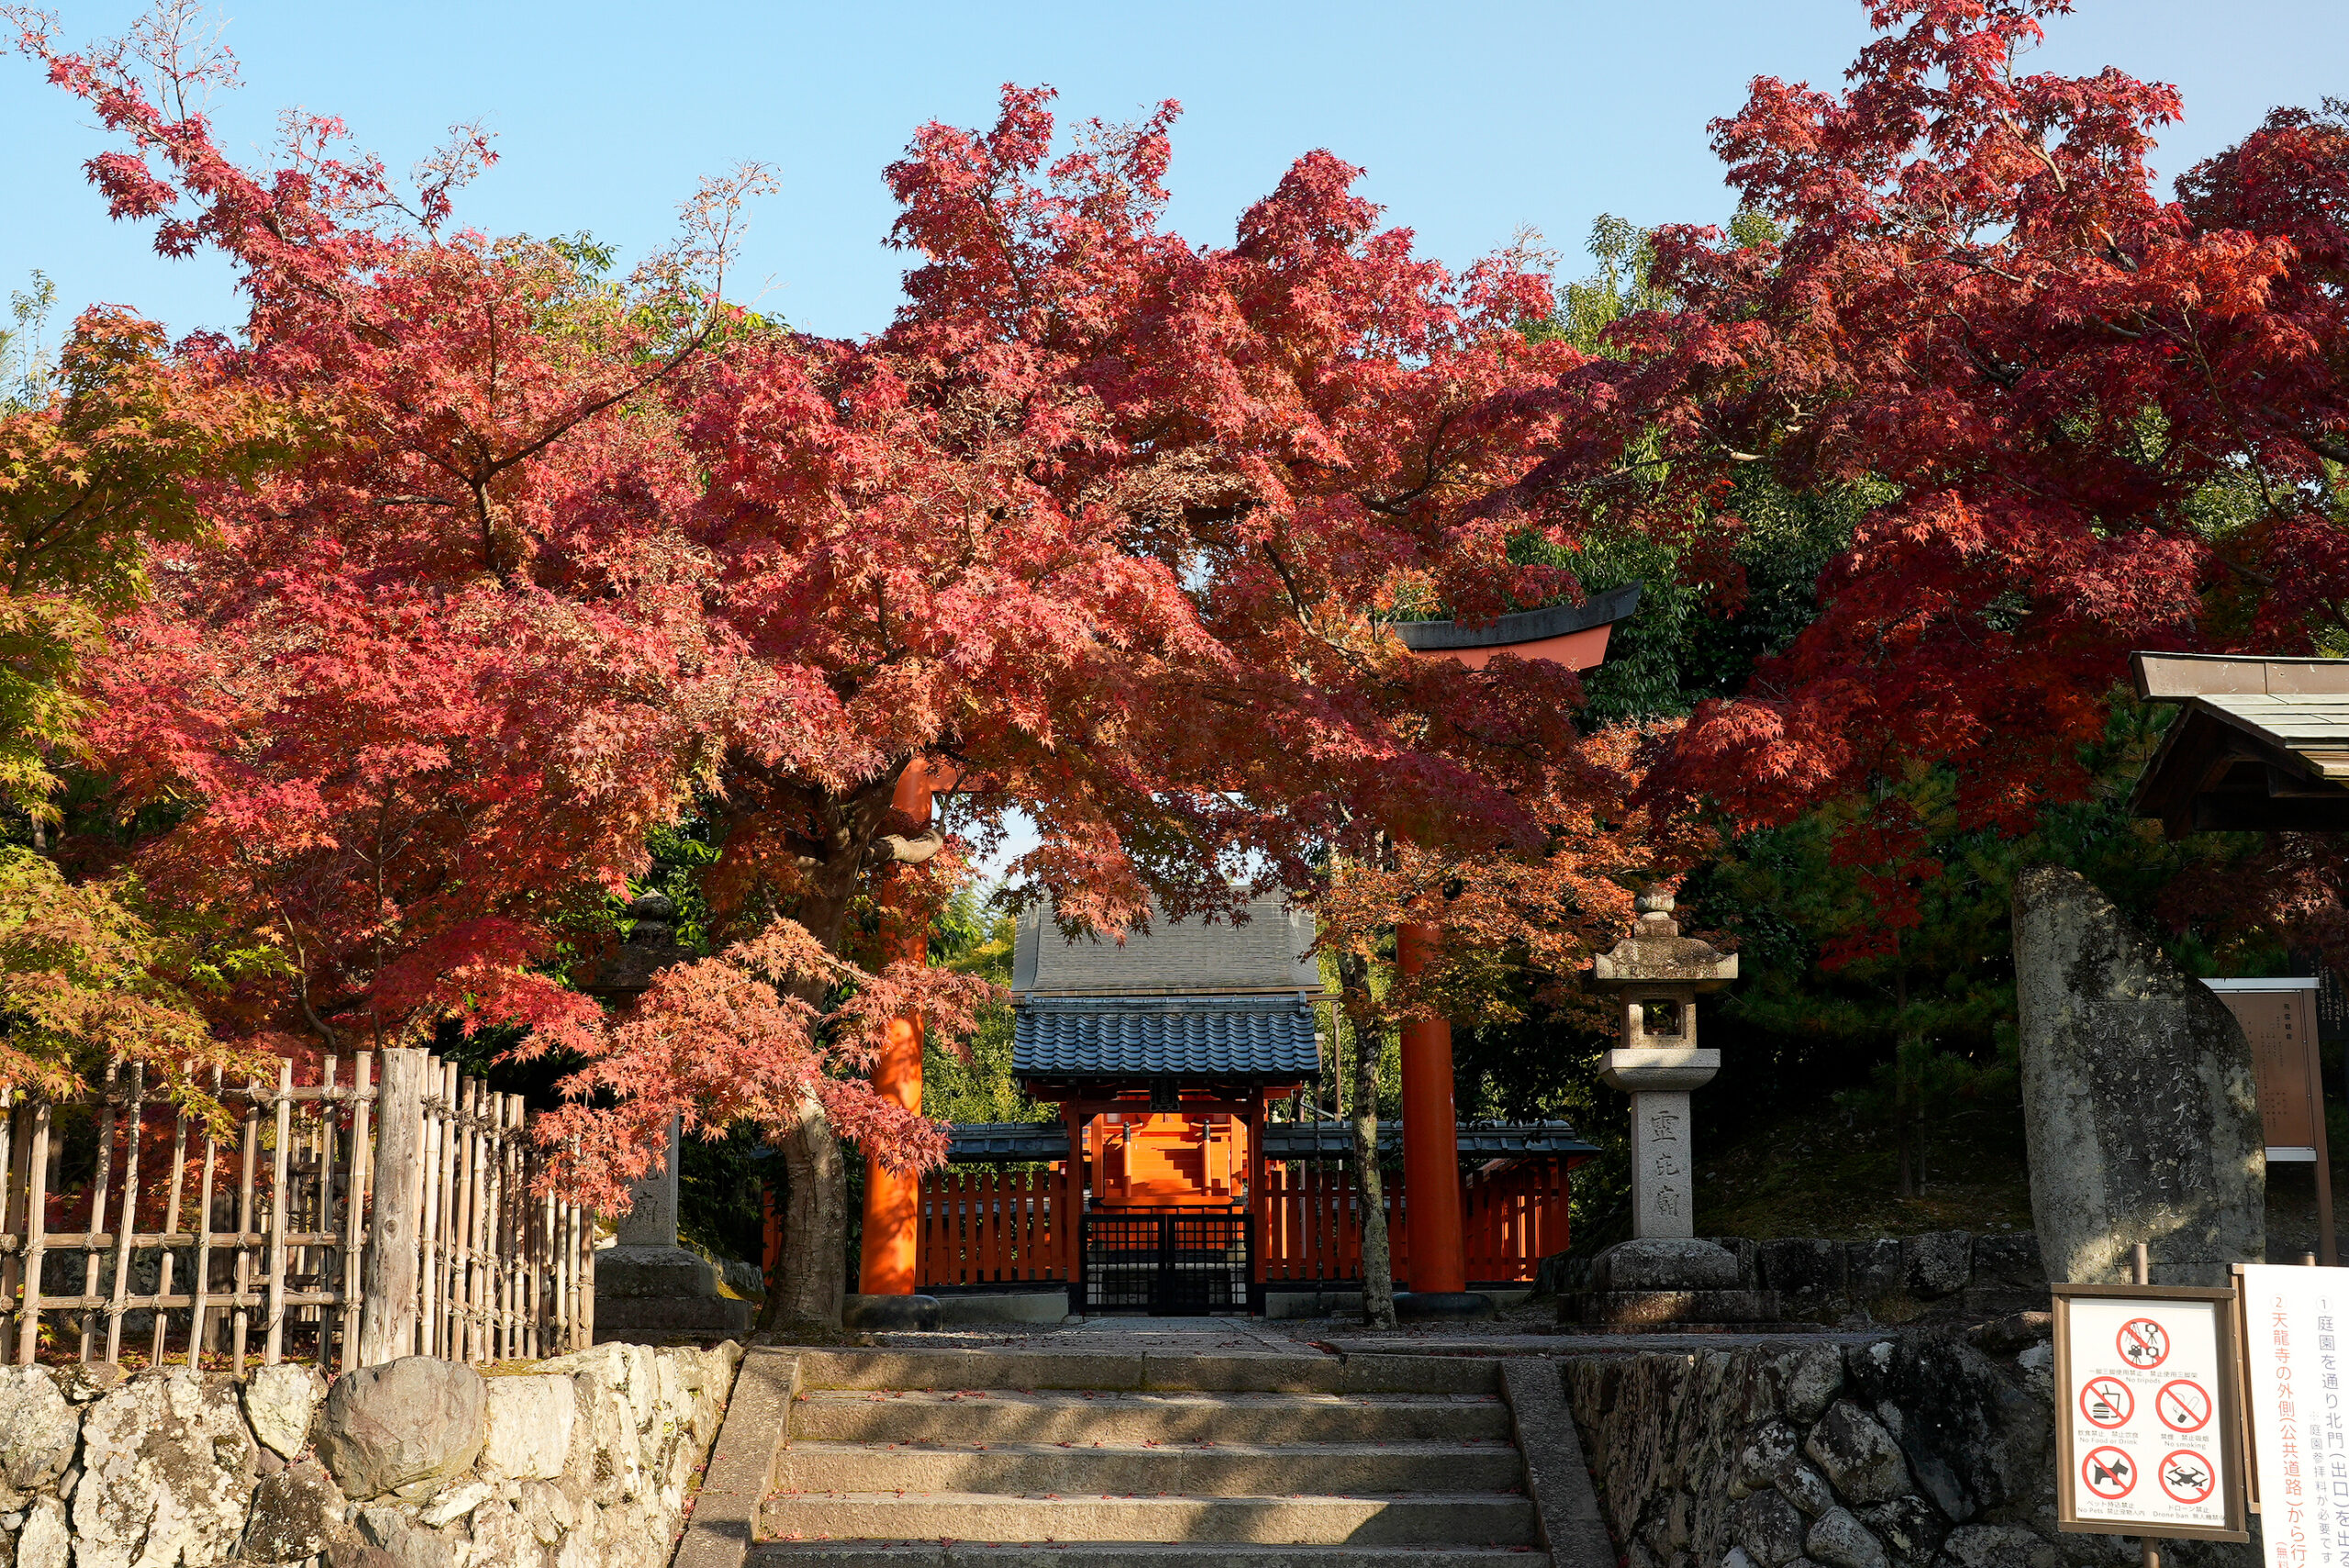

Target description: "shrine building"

left=913, top=895, right=1595, bottom=1315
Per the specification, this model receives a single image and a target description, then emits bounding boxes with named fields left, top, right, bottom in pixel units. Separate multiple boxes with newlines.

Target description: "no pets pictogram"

left=2082, top=1446, right=2138, bottom=1500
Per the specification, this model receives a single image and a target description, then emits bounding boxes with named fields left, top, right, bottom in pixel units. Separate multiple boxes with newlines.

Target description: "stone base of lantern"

left=592, top=1245, right=755, bottom=1341
left=1560, top=1237, right=1774, bottom=1329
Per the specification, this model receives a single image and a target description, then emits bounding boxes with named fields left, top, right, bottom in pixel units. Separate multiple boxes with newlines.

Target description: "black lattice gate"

left=1076, top=1208, right=1253, bottom=1314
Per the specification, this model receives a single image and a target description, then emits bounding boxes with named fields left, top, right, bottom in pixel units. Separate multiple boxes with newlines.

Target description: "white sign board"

left=2054, top=1284, right=2246, bottom=1541
left=2243, top=1263, right=2349, bottom=1567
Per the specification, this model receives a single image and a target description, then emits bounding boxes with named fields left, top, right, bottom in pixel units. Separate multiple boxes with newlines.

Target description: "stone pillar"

left=583, top=895, right=752, bottom=1342
left=617, top=1117, right=684, bottom=1249
left=1590, top=891, right=1737, bottom=1242
left=2013, top=864, right=2264, bottom=1284
left=1599, top=993, right=1720, bottom=1240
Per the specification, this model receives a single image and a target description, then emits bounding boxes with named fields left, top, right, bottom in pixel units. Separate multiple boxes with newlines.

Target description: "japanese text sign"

left=2243, top=1264, right=2349, bottom=1568
left=2054, top=1283, right=2248, bottom=1543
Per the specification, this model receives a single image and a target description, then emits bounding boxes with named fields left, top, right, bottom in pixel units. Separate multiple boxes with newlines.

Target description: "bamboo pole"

left=104, top=1063, right=147, bottom=1362
left=15, top=1101, right=51, bottom=1365
left=0, top=1094, right=20, bottom=1359
left=231, top=1078, right=260, bottom=1371
left=189, top=1068, right=221, bottom=1364
left=262, top=1059, right=294, bottom=1363
left=79, top=1062, right=119, bottom=1362
left=150, top=1089, right=189, bottom=1365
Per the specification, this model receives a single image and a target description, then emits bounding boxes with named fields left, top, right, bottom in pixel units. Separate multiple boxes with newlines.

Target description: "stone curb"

left=788, top=1347, right=1497, bottom=1396
left=674, top=1348, right=800, bottom=1568
left=1501, top=1358, right=1616, bottom=1568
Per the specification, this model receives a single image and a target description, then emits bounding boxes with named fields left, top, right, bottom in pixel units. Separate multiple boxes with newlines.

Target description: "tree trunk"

left=1341, top=951, right=1396, bottom=1330
left=773, top=1091, right=847, bottom=1329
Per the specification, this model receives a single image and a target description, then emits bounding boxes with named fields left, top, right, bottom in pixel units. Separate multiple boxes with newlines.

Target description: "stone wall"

left=1551, top=1231, right=2048, bottom=1327
left=0, top=1340, right=740, bottom=1568
left=1563, top=1324, right=2253, bottom=1568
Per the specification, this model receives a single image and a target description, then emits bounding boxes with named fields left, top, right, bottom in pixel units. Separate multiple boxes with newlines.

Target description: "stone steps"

left=774, top=1439, right=1525, bottom=1494
left=753, top=1349, right=1544, bottom=1567
left=750, top=1545, right=1550, bottom=1568
left=757, top=1490, right=1541, bottom=1546
left=790, top=1389, right=1515, bottom=1445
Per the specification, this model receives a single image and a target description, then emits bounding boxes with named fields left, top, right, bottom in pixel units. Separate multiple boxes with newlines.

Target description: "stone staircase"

left=740, top=1349, right=1552, bottom=1568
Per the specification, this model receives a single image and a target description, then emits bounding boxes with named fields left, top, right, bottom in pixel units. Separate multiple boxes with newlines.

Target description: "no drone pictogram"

left=2082, top=1447, right=2138, bottom=1500
left=2158, top=1451, right=2217, bottom=1507
left=2117, top=1318, right=2171, bottom=1370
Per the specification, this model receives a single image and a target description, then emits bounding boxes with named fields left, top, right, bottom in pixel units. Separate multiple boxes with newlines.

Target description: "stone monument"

left=1592, top=888, right=1738, bottom=1239
left=584, top=894, right=754, bottom=1340
left=2013, top=864, right=2265, bottom=1284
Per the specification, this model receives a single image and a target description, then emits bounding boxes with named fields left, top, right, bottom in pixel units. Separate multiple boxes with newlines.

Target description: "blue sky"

left=4, top=0, right=2343, bottom=347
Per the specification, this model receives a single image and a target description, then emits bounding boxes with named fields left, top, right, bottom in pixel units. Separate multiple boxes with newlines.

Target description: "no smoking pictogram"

left=2156, top=1379, right=2213, bottom=1434
left=2083, top=1446, right=2138, bottom=1500
left=2118, top=1318, right=2171, bottom=1369
left=2158, top=1450, right=2217, bottom=1506
left=2079, top=1377, right=2134, bottom=1429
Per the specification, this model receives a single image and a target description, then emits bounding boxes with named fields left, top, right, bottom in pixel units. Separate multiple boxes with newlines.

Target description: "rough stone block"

left=2013, top=864, right=2265, bottom=1284
left=1860, top=1498, right=1949, bottom=1568
left=1780, top=1342, right=1846, bottom=1424
left=1760, top=1240, right=1848, bottom=1300
left=241, top=1460, right=356, bottom=1564
left=316, top=1357, right=487, bottom=1502
left=1808, top=1507, right=1890, bottom=1568
left=74, top=1368, right=261, bottom=1568
left=1846, top=1240, right=1902, bottom=1299
left=1902, top=1233, right=1973, bottom=1298
left=1938, top=1525, right=2064, bottom=1568
left=1734, top=1489, right=1809, bottom=1567
left=1840, top=1331, right=2048, bottom=1524
left=0, top=1366, right=80, bottom=1499
left=482, top=1374, right=575, bottom=1483
left=1803, top=1401, right=1912, bottom=1506
left=1969, top=1233, right=2045, bottom=1292
left=243, top=1363, right=327, bottom=1461
left=1600, top=1238, right=1744, bottom=1291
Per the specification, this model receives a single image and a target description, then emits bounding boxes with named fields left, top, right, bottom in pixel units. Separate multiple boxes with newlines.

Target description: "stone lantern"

left=1591, top=888, right=1737, bottom=1240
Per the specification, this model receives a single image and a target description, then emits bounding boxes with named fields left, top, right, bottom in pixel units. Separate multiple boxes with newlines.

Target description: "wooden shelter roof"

left=2129, top=653, right=2349, bottom=836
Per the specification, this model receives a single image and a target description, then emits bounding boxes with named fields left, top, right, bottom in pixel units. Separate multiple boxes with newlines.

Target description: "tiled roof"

left=1012, top=995, right=1320, bottom=1081
left=1388, top=583, right=1641, bottom=652
left=941, top=1118, right=1598, bottom=1162
left=1013, top=896, right=1320, bottom=995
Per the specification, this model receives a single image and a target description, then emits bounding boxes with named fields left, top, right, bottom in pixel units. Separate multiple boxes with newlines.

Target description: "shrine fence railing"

left=910, top=1158, right=1568, bottom=1290
left=0, top=1048, right=595, bottom=1370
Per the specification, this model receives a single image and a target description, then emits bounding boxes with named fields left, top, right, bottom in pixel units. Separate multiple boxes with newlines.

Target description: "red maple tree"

left=17, top=15, right=1694, bottom=1315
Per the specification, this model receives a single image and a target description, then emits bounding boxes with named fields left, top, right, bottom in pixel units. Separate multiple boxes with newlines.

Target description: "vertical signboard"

left=2054, top=1283, right=2249, bottom=1542
left=2243, top=1264, right=2349, bottom=1567
left=2207, top=980, right=2335, bottom=1266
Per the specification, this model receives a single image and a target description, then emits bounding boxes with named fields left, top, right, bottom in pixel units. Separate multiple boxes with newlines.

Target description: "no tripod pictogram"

left=2158, top=1451, right=2217, bottom=1506
left=2156, top=1379, right=2213, bottom=1434
left=2079, top=1377, right=2134, bottom=1429
left=2083, top=1446, right=2138, bottom=1500
left=2118, top=1317, right=2171, bottom=1370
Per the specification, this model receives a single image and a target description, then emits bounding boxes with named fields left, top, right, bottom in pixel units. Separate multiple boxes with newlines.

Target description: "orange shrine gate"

left=907, top=898, right=1591, bottom=1315
left=913, top=1120, right=1586, bottom=1312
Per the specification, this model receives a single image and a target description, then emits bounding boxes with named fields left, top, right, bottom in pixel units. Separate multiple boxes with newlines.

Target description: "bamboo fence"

left=0, top=1048, right=594, bottom=1369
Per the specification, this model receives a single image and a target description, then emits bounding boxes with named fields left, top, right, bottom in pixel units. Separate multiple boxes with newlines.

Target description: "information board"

left=2242, top=1264, right=2349, bottom=1567
left=2054, top=1283, right=2248, bottom=1542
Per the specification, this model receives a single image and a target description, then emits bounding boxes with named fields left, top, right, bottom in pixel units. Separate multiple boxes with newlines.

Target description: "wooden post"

left=230, top=1080, right=260, bottom=1370
left=263, top=1059, right=294, bottom=1363
left=189, top=1068, right=221, bottom=1363
left=80, top=1062, right=119, bottom=1362
left=360, top=1049, right=426, bottom=1366
left=340, top=1054, right=373, bottom=1373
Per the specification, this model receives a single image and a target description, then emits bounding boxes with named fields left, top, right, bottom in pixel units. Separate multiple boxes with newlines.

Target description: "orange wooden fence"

left=917, top=1168, right=1074, bottom=1286
left=913, top=1159, right=1568, bottom=1290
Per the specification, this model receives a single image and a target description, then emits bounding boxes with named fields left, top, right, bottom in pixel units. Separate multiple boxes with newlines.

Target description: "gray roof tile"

left=1012, top=995, right=1320, bottom=1080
